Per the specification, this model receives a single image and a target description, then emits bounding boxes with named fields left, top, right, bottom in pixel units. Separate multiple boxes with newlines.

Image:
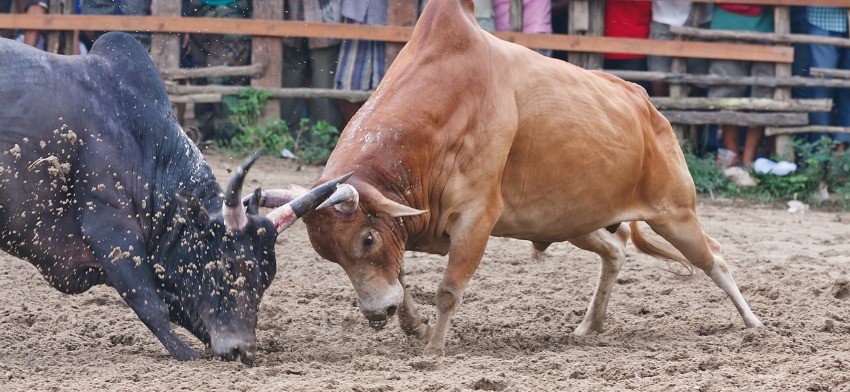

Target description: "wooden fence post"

left=386, top=0, right=418, bottom=72
left=251, top=0, right=283, bottom=120
left=150, top=0, right=180, bottom=71
left=773, top=6, right=794, bottom=160
left=568, top=0, right=604, bottom=69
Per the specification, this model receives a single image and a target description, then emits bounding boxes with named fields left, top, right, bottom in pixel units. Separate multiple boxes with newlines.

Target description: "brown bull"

left=267, top=0, right=762, bottom=355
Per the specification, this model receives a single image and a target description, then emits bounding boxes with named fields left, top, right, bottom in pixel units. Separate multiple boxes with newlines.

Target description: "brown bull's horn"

left=316, top=183, right=359, bottom=215
left=267, top=172, right=354, bottom=232
left=223, top=152, right=260, bottom=233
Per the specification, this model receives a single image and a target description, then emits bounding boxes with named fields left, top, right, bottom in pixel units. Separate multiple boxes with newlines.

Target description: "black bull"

left=0, top=32, right=347, bottom=361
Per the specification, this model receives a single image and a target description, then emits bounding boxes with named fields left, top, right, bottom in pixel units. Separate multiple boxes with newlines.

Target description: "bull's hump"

left=411, top=0, right=478, bottom=52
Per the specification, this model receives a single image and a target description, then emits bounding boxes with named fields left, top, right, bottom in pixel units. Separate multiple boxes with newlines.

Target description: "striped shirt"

left=807, top=6, right=848, bottom=34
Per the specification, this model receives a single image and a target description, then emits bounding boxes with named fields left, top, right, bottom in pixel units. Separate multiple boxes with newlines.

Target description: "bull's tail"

left=628, top=221, right=693, bottom=275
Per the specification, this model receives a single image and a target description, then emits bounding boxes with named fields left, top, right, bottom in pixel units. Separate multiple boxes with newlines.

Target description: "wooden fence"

left=2, top=0, right=850, bottom=155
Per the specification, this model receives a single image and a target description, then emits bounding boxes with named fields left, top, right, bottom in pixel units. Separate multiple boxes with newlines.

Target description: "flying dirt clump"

left=28, top=155, right=72, bottom=181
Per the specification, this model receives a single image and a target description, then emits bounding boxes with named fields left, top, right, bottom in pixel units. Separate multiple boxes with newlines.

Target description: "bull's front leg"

left=397, top=271, right=430, bottom=340
left=81, top=211, right=198, bottom=361
left=424, top=210, right=497, bottom=357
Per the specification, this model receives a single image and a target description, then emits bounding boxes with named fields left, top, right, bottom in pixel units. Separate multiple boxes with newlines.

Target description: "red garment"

left=717, top=4, right=764, bottom=17
left=604, top=0, right=652, bottom=60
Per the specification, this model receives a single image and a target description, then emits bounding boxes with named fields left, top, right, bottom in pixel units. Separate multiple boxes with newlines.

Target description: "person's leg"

left=721, top=125, right=742, bottom=166
left=648, top=21, right=673, bottom=97
left=309, top=44, right=344, bottom=130
left=834, top=44, right=850, bottom=149
left=744, top=60, right=775, bottom=166
left=281, top=43, right=309, bottom=132
left=708, top=59, right=748, bottom=164
left=805, top=23, right=840, bottom=142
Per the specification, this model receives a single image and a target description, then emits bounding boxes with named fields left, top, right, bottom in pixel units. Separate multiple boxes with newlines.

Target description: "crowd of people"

left=2, top=1, right=849, bottom=168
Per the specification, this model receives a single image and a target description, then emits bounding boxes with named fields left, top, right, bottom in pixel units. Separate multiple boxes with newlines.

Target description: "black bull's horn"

left=267, top=172, right=354, bottom=232
left=223, top=153, right=260, bottom=232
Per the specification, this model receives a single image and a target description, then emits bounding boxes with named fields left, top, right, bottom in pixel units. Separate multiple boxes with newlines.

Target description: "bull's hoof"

left=573, top=322, right=603, bottom=336
left=401, top=320, right=431, bottom=341
left=171, top=346, right=200, bottom=361
left=423, top=343, right=445, bottom=357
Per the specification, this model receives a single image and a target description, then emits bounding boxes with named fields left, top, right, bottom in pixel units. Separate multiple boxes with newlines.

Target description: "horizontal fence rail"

left=0, top=14, right=794, bottom=62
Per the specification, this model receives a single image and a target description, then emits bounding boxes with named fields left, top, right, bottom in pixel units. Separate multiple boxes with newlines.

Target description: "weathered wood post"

left=386, top=0, right=418, bottom=72
left=251, top=0, right=283, bottom=120
left=150, top=0, right=180, bottom=71
left=568, top=0, right=604, bottom=69
left=773, top=6, right=794, bottom=160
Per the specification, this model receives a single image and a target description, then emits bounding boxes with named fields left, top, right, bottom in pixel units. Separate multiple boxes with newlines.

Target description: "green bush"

left=684, top=137, right=850, bottom=207
left=217, top=88, right=340, bottom=164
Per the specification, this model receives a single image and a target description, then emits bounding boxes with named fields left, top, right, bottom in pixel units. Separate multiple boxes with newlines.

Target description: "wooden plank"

left=671, top=25, right=850, bottom=48
left=150, top=0, right=180, bottom=71
left=810, top=67, right=850, bottom=80
left=651, top=98, right=832, bottom=112
left=45, top=0, right=62, bottom=53
left=251, top=0, right=283, bottom=120
left=661, top=111, right=808, bottom=126
left=386, top=0, right=417, bottom=72
left=766, top=126, right=850, bottom=136
left=167, top=85, right=373, bottom=102
left=607, top=70, right=850, bottom=88
left=161, top=64, right=265, bottom=80
left=168, top=94, right=223, bottom=104
left=0, top=15, right=794, bottom=63
left=635, top=0, right=849, bottom=6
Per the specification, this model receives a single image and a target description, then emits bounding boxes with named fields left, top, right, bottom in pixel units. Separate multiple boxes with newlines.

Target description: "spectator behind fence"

left=281, top=0, right=343, bottom=134
left=648, top=1, right=711, bottom=97
left=493, top=0, right=552, bottom=56
left=186, top=0, right=251, bottom=141
left=708, top=4, right=774, bottom=168
left=799, top=6, right=850, bottom=151
left=604, top=0, right=652, bottom=93
left=1, top=0, right=48, bottom=48
left=334, top=0, right=388, bottom=120
left=80, top=0, right=151, bottom=49
left=474, top=0, right=494, bottom=32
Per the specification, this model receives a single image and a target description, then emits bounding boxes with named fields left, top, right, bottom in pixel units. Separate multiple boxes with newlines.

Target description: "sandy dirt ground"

left=1, top=150, right=849, bottom=391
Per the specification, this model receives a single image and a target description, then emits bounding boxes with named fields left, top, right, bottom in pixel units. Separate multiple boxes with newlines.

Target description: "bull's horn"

left=316, top=184, right=359, bottom=215
left=375, top=192, right=428, bottom=218
left=241, top=185, right=308, bottom=208
left=268, top=172, right=353, bottom=232
left=223, top=152, right=260, bottom=233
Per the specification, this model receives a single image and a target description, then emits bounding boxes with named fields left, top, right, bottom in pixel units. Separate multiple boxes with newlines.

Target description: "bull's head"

left=301, top=179, right=426, bottom=329
left=160, top=155, right=351, bottom=362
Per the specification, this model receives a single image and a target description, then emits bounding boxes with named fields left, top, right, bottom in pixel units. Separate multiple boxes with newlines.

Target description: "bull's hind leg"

left=647, top=212, right=763, bottom=328
left=570, top=223, right=630, bottom=335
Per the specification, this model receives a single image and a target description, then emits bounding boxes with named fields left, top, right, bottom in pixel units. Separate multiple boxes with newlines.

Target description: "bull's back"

left=493, top=57, right=689, bottom=241
left=0, top=39, right=103, bottom=271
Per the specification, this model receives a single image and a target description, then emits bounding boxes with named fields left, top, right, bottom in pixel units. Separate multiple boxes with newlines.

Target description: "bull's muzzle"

left=358, top=282, right=404, bottom=330
left=210, top=332, right=258, bottom=364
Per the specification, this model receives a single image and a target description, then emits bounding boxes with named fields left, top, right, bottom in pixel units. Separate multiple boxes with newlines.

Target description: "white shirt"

left=652, top=1, right=692, bottom=27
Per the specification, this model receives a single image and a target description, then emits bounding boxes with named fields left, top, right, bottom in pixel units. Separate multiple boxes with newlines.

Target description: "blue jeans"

left=804, top=23, right=850, bottom=143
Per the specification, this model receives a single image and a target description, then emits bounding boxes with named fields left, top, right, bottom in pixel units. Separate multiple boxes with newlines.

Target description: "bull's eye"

left=364, top=233, right=374, bottom=248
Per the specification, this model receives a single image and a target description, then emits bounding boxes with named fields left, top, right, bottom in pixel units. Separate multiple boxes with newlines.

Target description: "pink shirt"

left=493, top=0, right=553, bottom=34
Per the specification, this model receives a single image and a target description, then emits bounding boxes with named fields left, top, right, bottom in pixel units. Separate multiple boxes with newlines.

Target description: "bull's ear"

left=247, top=187, right=262, bottom=215
left=375, top=194, right=427, bottom=218
left=175, top=192, right=209, bottom=226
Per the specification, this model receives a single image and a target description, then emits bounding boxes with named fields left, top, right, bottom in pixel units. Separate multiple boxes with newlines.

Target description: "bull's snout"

left=211, top=334, right=257, bottom=364
left=358, top=283, right=404, bottom=330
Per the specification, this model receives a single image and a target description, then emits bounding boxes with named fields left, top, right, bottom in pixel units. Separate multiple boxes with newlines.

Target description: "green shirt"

left=710, top=6, right=774, bottom=32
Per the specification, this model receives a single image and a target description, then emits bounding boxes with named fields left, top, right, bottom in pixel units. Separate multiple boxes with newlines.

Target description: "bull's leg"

left=647, top=212, right=763, bottom=328
left=397, top=272, right=430, bottom=340
left=570, top=224, right=630, bottom=335
left=81, top=216, right=199, bottom=361
left=424, top=211, right=497, bottom=357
